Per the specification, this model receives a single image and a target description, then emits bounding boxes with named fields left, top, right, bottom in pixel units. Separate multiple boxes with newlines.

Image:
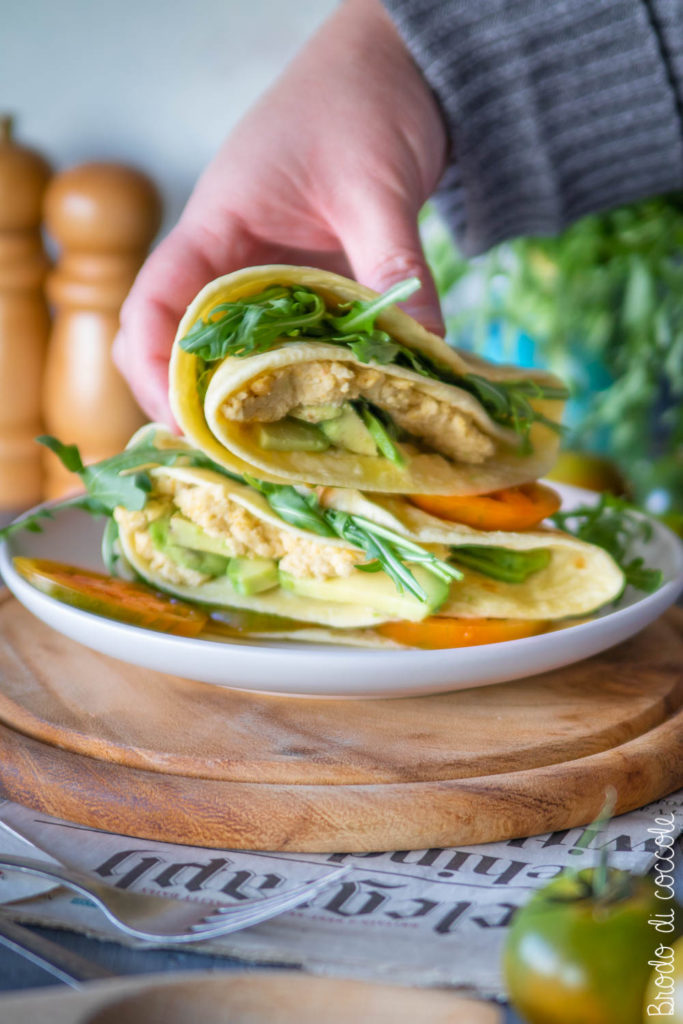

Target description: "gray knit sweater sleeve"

left=381, top=0, right=683, bottom=254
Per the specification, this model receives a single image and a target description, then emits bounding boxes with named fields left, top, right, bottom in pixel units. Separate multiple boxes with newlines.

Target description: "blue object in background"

left=451, top=321, right=615, bottom=453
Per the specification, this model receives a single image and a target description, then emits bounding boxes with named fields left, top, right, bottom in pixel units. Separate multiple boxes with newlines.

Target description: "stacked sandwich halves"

left=114, top=266, right=624, bottom=648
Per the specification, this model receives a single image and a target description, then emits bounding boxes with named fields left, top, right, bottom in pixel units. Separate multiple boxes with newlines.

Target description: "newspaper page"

left=0, top=793, right=681, bottom=997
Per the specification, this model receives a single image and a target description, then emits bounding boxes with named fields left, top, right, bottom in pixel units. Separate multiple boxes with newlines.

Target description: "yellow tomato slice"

left=375, top=616, right=547, bottom=649
left=14, top=558, right=208, bottom=637
left=410, top=483, right=561, bottom=532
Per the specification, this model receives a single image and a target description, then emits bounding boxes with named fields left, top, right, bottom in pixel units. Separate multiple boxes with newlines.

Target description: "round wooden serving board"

left=0, top=970, right=500, bottom=1024
left=0, top=593, right=681, bottom=851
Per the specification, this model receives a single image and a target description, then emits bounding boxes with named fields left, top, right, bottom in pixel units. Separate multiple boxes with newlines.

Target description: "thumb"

left=113, top=215, right=258, bottom=425
left=340, top=198, right=445, bottom=336
left=113, top=226, right=216, bottom=425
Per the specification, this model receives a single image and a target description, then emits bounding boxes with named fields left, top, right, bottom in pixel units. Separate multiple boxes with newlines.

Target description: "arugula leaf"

left=621, top=557, right=663, bottom=594
left=342, top=333, right=399, bottom=364
left=450, top=545, right=551, bottom=583
left=550, top=494, right=663, bottom=593
left=460, top=377, right=568, bottom=453
left=355, top=559, right=384, bottom=574
left=39, top=436, right=179, bottom=514
left=80, top=462, right=150, bottom=513
left=180, top=449, right=244, bottom=483
left=244, top=478, right=337, bottom=537
left=390, top=341, right=439, bottom=377
left=0, top=506, right=56, bottom=542
left=40, top=434, right=246, bottom=519
left=347, top=516, right=464, bottom=584
left=180, top=286, right=326, bottom=361
left=347, top=351, right=568, bottom=450
left=195, top=358, right=215, bottom=401
left=338, top=516, right=429, bottom=600
left=326, top=511, right=463, bottom=601
left=38, top=436, right=84, bottom=474
left=179, top=281, right=416, bottom=365
left=245, top=478, right=461, bottom=601
left=358, top=402, right=405, bottom=467
left=0, top=438, right=167, bottom=542
left=0, top=435, right=242, bottom=544
left=327, top=277, right=421, bottom=334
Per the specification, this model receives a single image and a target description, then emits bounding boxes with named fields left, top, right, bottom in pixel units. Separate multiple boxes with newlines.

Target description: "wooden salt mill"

left=42, top=162, right=162, bottom=498
left=0, top=115, right=51, bottom=510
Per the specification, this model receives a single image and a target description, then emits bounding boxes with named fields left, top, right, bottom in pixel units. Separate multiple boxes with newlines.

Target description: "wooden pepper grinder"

left=0, top=115, right=52, bottom=511
left=42, top=162, right=162, bottom=498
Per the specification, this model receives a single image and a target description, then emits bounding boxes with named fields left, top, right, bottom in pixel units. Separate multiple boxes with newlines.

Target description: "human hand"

left=113, top=0, right=448, bottom=424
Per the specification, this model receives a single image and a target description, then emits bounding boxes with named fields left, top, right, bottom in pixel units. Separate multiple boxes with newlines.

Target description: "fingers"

left=113, top=203, right=358, bottom=426
left=113, top=229, right=208, bottom=424
left=113, top=216, right=257, bottom=425
left=281, top=247, right=354, bottom=280
left=339, top=196, right=445, bottom=336
left=113, top=184, right=445, bottom=430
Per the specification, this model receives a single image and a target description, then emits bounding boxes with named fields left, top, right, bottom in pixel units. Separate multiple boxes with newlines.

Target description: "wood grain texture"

left=0, top=970, right=501, bottom=1024
left=41, top=162, right=161, bottom=498
left=0, top=117, right=51, bottom=508
left=0, top=595, right=681, bottom=851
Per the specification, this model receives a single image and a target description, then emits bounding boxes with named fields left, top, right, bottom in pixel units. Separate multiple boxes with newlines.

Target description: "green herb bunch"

left=551, top=493, right=663, bottom=593
left=423, top=196, right=683, bottom=510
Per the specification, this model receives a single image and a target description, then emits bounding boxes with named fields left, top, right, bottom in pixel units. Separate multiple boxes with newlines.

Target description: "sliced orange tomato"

left=409, top=482, right=561, bottom=532
left=13, top=558, right=208, bottom=637
left=375, top=616, right=547, bottom=649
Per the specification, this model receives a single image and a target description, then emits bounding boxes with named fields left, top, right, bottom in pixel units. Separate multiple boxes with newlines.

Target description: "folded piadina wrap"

left=111, top=428, right=624, bottom=642
left=170, top=266, right=568, bottom=495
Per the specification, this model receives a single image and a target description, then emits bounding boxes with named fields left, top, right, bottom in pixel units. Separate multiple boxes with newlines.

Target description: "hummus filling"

left=221, top=361, right=496, bottom=464
left=114, top=478, right=362, bottom=589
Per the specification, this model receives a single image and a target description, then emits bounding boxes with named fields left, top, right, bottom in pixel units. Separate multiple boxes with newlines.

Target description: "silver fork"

left=0, top=853, right=347, bottom=944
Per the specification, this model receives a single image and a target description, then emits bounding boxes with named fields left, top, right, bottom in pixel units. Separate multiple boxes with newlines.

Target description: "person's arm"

left=113, top=0, right=447, bottom=424
left=382, top=0, right=683, bottom=253
left=114, top=0, right=683, bottom=424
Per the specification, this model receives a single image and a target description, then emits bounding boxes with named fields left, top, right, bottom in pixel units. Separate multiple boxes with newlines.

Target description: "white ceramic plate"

left=1, top=484, right=682, bottom=698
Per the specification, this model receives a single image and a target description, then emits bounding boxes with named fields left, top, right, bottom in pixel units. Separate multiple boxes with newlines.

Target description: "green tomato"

left=504, top=868, right=661, bottom=1024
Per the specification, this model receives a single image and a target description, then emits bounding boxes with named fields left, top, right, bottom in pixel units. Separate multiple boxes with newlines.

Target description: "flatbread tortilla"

left=114, top=449, right=624, bottom=640
left=170, top=266, right=566, bottom=494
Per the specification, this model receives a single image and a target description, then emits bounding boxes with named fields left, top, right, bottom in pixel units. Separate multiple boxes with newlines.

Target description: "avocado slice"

left=320, top=406, right=378, bottom=456
left=278, top=567, right=450, bottom=621
left=149, top=520, right=230, bottom=577
left=290, top=404, right=344, bottom=424
left=168, top=515, right=235, bottom=557
left=170, top=547, right=231, bottom=576
left=450, top=545, right=552, bottom=583
left=359, top=406, right=404, bottom=466
left=258, top=418, right=331, bottom=452
left=228, top=556, right=279, bottom=595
